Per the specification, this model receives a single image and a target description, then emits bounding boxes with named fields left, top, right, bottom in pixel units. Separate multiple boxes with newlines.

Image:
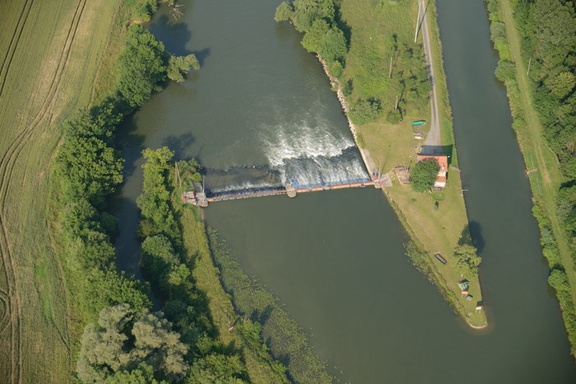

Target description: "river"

left=115, top=0, right=576, bottom=382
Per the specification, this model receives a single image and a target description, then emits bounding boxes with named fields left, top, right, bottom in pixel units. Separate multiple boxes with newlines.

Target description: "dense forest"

left=487, top=0, right=576, bottom=353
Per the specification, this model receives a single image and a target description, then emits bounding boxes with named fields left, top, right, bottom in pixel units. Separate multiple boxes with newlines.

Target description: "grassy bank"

left=325, top=0, right=487, bottom=326
left=181, top=209, right=289, bottom=383
left=486, top=0, right=576, bottom=355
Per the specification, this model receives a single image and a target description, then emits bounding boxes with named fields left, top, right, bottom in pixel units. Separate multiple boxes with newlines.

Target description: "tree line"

left=76, top=146, right=252, bottom=383
left=487, top=0, right=576, bottom=354
left=52, top=8, right=203, bottom=380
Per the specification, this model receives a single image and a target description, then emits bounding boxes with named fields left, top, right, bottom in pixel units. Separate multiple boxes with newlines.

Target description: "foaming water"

left=203, top=108, right=370, bottom=193
left=260, top=115, right=369, bottom=188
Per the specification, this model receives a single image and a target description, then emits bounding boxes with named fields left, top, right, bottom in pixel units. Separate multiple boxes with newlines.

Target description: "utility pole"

left=414, top=0, right=422, bottom=43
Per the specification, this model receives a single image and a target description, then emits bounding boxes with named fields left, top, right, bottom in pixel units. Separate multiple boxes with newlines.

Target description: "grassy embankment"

left=181, top=209, right=289, bottom=383
left=337, top=0, right=486, bottom=327
left=486, top=0, right=576, bottom=354
left=0, top=1, right=127, bottom=381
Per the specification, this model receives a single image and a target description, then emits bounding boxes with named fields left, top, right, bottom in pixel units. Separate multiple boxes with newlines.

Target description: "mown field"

left=0, top=0, right=122, bottom=381
left=337, top=0, right=486, bottom=326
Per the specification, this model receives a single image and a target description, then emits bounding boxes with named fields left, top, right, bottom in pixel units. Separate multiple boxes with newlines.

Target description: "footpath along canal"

left=115, top=0, right=576, bottom=382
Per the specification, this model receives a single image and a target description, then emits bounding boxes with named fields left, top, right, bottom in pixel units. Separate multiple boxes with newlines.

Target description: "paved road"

left=418, top=0, right=442, bottom=154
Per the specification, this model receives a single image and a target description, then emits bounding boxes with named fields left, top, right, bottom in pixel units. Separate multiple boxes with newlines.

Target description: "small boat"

left=434, top=253, right=447, bottom=264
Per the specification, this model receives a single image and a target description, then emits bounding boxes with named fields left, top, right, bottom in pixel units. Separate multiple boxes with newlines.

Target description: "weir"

left=182, top=175, right=391, bottom=207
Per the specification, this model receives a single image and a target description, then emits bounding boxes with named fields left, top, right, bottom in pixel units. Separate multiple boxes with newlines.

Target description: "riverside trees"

left=53, top=16, right=205, bottom=382
left=76, top=304, right=188, bottom=383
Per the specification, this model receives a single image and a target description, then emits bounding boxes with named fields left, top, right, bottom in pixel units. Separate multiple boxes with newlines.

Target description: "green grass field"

left=339, top=0, right=486, bottom=326
left=0, top=1, right=123, bottom=381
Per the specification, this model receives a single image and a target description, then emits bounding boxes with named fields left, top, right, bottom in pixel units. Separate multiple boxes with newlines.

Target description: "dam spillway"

left=182, top=177, right=392, bottom=207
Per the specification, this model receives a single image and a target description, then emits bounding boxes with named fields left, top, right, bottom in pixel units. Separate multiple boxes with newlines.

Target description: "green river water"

left=116, top=0, right=576, bottom=382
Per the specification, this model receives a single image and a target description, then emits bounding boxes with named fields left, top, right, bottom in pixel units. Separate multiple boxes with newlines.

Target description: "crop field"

left=0, top=0, right=121, bottom=381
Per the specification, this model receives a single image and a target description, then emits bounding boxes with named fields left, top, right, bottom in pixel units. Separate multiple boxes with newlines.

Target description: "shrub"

left=411, top=159, right=439, bottom=192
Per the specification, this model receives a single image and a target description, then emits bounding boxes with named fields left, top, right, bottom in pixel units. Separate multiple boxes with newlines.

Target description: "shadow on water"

left=118, top=113, right=146, bottom=178
left=457, top=221, right=485, bottom=253
left=162, top=132, right=196, bottom=160
left=115, top=197, right=142, bottom=276
left=251, top=304, right=274, bottom=326
left=193, top=47, right=211, bottom=67
left=149, top=14, right=193, bottom=56
left=149, top=11, right=211, bottom=67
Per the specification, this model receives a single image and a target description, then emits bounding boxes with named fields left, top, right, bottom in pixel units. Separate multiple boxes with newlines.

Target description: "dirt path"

left=419, top=0, right=442, bottom=153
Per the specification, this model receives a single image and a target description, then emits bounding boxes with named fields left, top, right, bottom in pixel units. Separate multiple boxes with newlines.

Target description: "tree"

left=349, top=98, right=381, bottom=125
left=104, top=363, right=166, bottom=384
left=548, top=71, right=575, bottom=99
left=453, top=244, right=482, bottom=278
left=188, top=354, right=248, bottom=384
left=286, top=0, right=336, bottom=32
left=410, top=159, right=439, bottom=192
left=167, top=54, right=200, bottom=83
left=137, top=147, right=182, bottom=245
left=77, top=304, right=188, bottom=383
left=274, top=1, right=293, bottom=22
left=57, top=107, right=124, bottom=208
left=386, top=108, right=402, bottom=124
left=301, top=19, right=347, bottom=62
left=117, top=25, right=168, bottom=107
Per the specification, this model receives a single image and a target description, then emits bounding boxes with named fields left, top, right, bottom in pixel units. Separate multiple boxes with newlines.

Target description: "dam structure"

left=182, top=167, right=392, bottom=207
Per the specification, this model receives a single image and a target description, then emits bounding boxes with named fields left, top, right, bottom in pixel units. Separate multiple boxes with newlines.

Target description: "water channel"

left=116, top=0, right=576, bottom=382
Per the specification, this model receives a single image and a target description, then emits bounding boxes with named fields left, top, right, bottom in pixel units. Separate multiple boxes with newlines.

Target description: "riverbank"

left=486, top=0, right=576, bottom=355
left=315, top=0, right=487, bottom=328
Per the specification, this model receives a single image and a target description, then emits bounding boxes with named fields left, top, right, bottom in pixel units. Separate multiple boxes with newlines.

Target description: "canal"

left=116, top=0, right=576, bottom=382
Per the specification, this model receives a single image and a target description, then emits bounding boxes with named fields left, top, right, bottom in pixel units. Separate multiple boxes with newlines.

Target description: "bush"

left=411, top=159, right=439, bottom=192
left=349, top=98, right=381, bottom=125
left=116, top=25, right=167, bottom=107
left=76, top=304, right=188, bottom=383
left=386, top=108, right=402, bottom=124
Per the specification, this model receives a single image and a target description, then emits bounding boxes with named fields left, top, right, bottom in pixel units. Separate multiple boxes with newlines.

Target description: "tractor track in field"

left=0, top=0, right=86, bottom=381
left=0, top=0, right=35, bottom=99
